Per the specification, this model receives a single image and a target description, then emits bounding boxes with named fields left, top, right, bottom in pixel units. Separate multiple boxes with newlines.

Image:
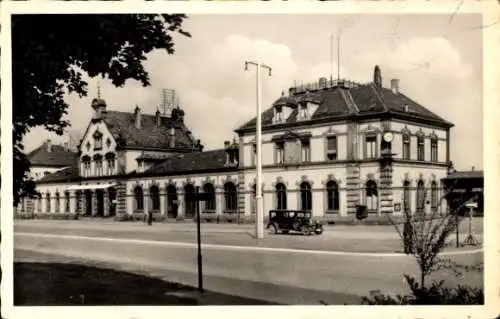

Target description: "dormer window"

left=298, top=103, right=309, bottom=121
left=106, top=138, right=112, bottom=149
left=93, top=130, right=103, bottom=150
left=86, top=141, right=91, bottom=151
left=273, top=105, right=284, bottom=124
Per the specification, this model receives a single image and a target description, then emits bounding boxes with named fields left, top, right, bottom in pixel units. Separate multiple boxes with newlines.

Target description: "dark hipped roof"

left=101, top=111, right=198, bottom=150
left=236, top=83, right=453, bottom=132
left=143, top=149, right=236, bottom=176
left=38, top=163, right=80, bottom=183
left=27, top=142, right=78, bottom=167
left=443, top=170, right=484, bottom=180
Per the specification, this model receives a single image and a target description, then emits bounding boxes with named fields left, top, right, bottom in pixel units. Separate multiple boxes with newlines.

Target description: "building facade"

left=29, top=65, right=454, bottom=221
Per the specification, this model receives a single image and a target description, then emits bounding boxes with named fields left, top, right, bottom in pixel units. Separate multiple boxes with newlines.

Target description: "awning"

left=67, top=183, right=117, bottom=191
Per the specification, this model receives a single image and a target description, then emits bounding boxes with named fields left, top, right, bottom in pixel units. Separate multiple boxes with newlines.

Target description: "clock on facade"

left=383, top=132, right=394, bottom=143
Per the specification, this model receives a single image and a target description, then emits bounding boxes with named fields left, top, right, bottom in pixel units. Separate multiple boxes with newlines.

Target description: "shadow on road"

left=14, top=262, right=278, bottom=306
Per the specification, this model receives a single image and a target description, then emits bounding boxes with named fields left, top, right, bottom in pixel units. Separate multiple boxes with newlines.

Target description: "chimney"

left=155, top=110, right=161, bottom=127
left=472, top=165, right=475, bottom=171
left=46, top=139, right=52, bottom=152
left=404, top=104, right=409, bottom=112
left=134, top=105, right=141, bottom=129
left=391, top=79, right=400, bottom=94
left=63, top=142, right=69, bottom=152
left=169, top=127, right=175, bottom=148
left=224, top=140, right=230, bottom=148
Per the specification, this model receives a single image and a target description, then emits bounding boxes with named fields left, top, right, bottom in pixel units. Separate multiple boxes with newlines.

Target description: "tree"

left=12, top=14, right=190, bottom=205
left=360, top=184, right=483, bottom=305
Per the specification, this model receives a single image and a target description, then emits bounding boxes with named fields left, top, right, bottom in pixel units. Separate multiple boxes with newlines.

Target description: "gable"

left=79, top=120, right=117, bottom=157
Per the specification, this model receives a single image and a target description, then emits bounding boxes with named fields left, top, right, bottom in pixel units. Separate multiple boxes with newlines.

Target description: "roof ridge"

left=370, top=85, right=389, bottom=111
left=339, top=89, right=358, bottom=114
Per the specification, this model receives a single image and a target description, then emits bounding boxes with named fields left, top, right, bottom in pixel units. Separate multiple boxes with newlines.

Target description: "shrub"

left=361, top=275, right=483, bottom=305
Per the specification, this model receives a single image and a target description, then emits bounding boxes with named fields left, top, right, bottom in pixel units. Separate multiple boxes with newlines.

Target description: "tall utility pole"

left=244, top=60, right=272, bottom=240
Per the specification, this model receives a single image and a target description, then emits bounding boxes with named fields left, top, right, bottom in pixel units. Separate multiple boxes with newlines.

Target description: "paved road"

left=14, top=220, right=484, bottom=305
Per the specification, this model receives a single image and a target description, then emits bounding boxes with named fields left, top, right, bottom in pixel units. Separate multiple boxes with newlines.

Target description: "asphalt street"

left=13, top=220, right=484, bottom=305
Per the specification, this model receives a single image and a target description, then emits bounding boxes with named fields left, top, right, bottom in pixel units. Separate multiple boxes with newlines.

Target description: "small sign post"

left=188, top=188, right=212, bottom=294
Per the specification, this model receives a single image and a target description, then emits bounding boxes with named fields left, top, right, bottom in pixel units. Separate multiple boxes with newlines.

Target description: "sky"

left=24, top=13, right=484, bottom=170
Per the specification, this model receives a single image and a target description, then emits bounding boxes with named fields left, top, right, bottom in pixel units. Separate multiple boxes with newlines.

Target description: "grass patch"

left=14, top=261, right=276, bottom=306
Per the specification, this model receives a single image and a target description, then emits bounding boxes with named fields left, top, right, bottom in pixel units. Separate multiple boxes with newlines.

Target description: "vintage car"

left=267, top=210, right=324, bottom=236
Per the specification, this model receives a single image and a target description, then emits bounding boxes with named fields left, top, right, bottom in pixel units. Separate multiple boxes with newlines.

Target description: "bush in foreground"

left=361, top=274, right=483, bottom=305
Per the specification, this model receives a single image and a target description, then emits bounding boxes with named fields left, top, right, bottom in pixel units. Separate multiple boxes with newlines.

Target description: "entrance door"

left=85, top=190, right=92, bottom=216
left=184, top=184, right=195, bottom=219
left=166, top=185, right=178, bottom=219
left=108, top=187, right=117, bottom=217
left=96, top=190, right=104, bottom=216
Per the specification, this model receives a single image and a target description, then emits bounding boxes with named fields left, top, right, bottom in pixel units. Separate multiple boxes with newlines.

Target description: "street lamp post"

left=244, top=60, right=272, bottom=240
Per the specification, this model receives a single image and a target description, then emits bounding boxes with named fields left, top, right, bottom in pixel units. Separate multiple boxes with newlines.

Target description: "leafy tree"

left=12, top=14, right=190, bottom=205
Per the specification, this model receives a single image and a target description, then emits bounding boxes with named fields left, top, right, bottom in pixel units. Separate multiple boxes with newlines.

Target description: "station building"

left=26, top=65, right=455, bottom=222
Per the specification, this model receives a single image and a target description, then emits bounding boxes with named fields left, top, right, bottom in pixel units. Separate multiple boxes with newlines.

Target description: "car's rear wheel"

left=314, top=227, right=324, bottom=235
left=301, top=225, right=311, bottom=236
left=268, top=224, right=278, bottom=235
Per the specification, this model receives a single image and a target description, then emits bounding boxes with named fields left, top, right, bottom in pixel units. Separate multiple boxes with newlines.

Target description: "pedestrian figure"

left=147, top=210, right=153, bottom=226
left=403, top=220, right=414, bottom=254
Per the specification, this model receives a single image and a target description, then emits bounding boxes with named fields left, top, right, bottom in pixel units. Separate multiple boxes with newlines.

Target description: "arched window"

left=276, top=183, right=287, bottom=210
left=37, top=196, right=42, bottom=213
left=365, top=180, right=378, bottom=212
left=46, top=193, right=51, bottom=213
left=403, top=180, right=411, bottom=213
left=203, top=183, right=216, bottom=211
left=402, top=133, right=411, bottom=160
left=64, top=191, right=70, bottom=213
left=184, top=184, right=195, bottom=218
left=134, top=186, right=144, bottom=211
left=150, top=185, right=160, bottom=211
left=326, top=180, right=339, bottom=211
left=75, top=191, right=82, bottom=213
left=300, top=182, right=312, bottom=211
left=224, top=182, right=237, bottom=212
left=431, top=181, right=438, bottom=210
left=416, top=180, right=426, bottom=213
left=166, top=185, right=178, bottom=218
left=55, top=192, right=60, bottom=213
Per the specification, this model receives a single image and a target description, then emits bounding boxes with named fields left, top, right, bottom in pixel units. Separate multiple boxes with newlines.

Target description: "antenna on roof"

left=329, top=34, right=333, bottom=83
left=160, top=88, right=177, bottom=117
left=337, top=34, right=341, bottom=82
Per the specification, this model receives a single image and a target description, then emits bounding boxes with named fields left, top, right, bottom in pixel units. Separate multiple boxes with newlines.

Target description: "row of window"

left=36, top=179, right=441, bottom=214
left=250, top=134, right=439, bottom=165
left=81, top=158, right=116, bottom=177
left=132, top=183, right=239, bottom=217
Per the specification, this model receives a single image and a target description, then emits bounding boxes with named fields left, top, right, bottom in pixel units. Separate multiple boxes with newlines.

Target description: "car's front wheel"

left=301, top=225, right=312, bottom=236
left=268, top=224, right=278, bottom=235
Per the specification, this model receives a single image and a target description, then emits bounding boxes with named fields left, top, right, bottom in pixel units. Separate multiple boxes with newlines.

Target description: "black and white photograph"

left=1, top=1, right=499, bottom=318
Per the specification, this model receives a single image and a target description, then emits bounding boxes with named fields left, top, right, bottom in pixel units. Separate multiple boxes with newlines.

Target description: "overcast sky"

left=24, top=13, right=483, bottom=170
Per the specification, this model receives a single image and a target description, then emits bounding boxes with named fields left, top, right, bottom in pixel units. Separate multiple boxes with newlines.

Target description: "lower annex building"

left=27, top=66, right=454, bottom=221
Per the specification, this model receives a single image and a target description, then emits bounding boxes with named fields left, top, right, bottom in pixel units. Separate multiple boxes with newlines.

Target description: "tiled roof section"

left=103, top=111, right=197, bottom=150
left=27, top=143, right=78, bottom=167
left=444, top=170, right=484, bottom=180
left=377, top=88, right=449, bottom=122
left=236, top=83, right=453, bottom=131
left=136, top=152, right=174, bottom=161
left=38, top=163, right=80, bottom=183
left=144, top=149, right=235, bottom=175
